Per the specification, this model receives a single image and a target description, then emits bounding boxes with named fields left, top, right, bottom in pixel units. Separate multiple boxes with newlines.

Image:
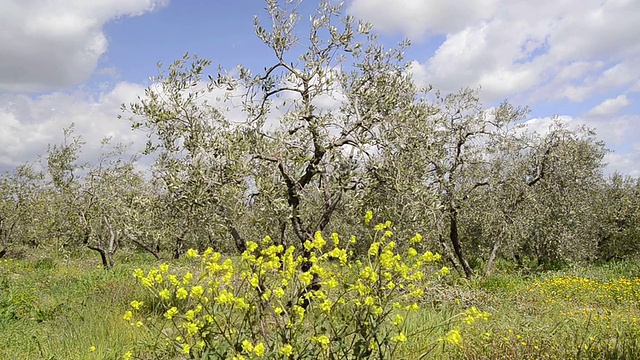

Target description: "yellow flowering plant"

left=124, top=213, right=487, bottom=359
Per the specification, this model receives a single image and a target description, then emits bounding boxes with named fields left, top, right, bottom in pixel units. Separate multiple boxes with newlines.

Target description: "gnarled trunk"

left=449, top=210, right=475, bottom=278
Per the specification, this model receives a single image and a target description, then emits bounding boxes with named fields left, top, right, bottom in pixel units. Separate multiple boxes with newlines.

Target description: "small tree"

left=507, top=121, right=607, bottom=267
left=79, top=140, right=147, bottom=268
left=594, top=172, right=640, bottom=260
left=124, top=0, right=422, bottom=256
left=44, top=126, right=88, bottom=252
left=370, top=88, right=528, bottom=278
left=0, top=164, right=45, bottom=257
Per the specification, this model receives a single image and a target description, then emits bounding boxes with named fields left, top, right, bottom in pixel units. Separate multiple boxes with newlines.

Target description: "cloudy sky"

left=1, top=0, right=639, bottom=176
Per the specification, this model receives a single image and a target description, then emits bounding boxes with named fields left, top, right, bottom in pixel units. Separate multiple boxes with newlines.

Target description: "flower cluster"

left=123, top=213, right=476, bottom=359
left=529, top=275, right=640, bottom=306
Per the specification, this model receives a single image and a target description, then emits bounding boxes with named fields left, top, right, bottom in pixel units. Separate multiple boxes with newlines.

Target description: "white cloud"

left=0, top=82, right=148, bottom=171
left=0, top=0, right=169, bottom=93
left=604, top=151, right=640, bottom=178
left=585, top=94, right=631, bottom=118
left=557, top=62, right=640, bottom=102
left=522, top=115, right=574, bottom=136
left=347, top=0, right=498, bottom=38
left=351, top=0, right=640, bottom=103
left=583, top=114, right=640, bottom=149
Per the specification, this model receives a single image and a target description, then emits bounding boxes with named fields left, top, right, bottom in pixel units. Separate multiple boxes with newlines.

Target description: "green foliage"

left=1, top=1, right=639, bottom=358
left=594, top=173, right=640, bottom=260
left=0, top=162, right=46, bottom=251
left=124, top=53, right=246, bottom=256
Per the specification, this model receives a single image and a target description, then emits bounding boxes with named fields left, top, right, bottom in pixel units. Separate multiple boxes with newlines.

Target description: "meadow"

left=2, top=244, right=640, bottom=360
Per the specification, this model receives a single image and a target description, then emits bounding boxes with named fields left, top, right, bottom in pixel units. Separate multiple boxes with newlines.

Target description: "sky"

left=1, top=0, right=639, bottom=176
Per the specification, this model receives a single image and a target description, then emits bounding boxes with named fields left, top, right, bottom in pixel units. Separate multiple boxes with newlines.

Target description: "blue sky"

left=1, top=0, right=639, bottom=176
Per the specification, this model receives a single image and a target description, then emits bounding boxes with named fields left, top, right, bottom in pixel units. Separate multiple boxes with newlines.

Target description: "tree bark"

left=88, top=245, right=110, bottom=269
left=0, top=222, right=7, bottom=258
left=104, top=216, right=116, bottom=268
left=125, top=233, right=160, bottom=260
left=278, top=220, right=287, bottom=246
left=438, top=234, right=461, bottom=274
left=483, top=238, right=501, bottom=277
left=230, top=226, right=246, bottom=253
left=449, top=210, right=475, bottom=278
left=173, top=229, right=187, bottom=259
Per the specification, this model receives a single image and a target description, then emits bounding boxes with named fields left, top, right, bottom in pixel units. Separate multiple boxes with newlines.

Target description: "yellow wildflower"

left=364, top=210, right=373, bottom=224
left=190, top=285, right=204, bottom=298
left=176, top=287, right=188, bottom=300
left=313, top=231, right=326, bottom=250
left=185, top=249, right=198, bottom=259
left=274, top=287, right=285, bottom=298
left=364, top=296, right=375, bottom=306
left=254, top=343, right=266, bottom=357
left=407, top=248, right=418, bottom=257
left=312, top=335, right=330, bottom=348
left=392, top=332, right=407, bottom=342
left=241, top=340, right=253, bottom=353
left=159, top=288, right=171, bottom=300
left=130, top=300, right=143, bottom=310
left=437, top=266, right=450, bottom=277
left=164, top=307, right=178, bottom=320
left=280, top=344, right=293, bottom=356
left=183, top=272, right=193, bottom=285
left=133, top=268, right=144, bottom=279
left=320, top=300, right=332, bottom=313
left=368, top=242, right=380, bottom=256
left=444, top=329, right=462, bottom=345
left=299, top=271, right=313, bottom=286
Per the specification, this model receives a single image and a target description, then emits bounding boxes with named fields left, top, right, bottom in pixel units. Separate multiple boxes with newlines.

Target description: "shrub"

left=124, top=214, right=488, bottom=359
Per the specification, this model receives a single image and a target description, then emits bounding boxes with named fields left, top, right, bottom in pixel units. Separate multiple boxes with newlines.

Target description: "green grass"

left=0, top=251, right=154, bottom=360
left=2, top=251, right=640, bottom=359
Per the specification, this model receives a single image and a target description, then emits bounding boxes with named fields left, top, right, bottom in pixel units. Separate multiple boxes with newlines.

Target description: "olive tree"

left=367, top=84, right=613, bottom=277
left=223, top=0, right=420, bottom=250
left=124, top=0, right=420, bottom=256
left=79, top=141, right=149, bottom=268
left=594, top=172, right=640, bottom=260
left=493, top=121, right=607, bottom=268
left=43, top=127, right=152, bottom=267
left=0, top=164, right=46, bottom=257
left=124, top=54, right=250, bottom=257
left=369, top=88, right=529, bottom=278
left=44, top=126, right=89, bottom=251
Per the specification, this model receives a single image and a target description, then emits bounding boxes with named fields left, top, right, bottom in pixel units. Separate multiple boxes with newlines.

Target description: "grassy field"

left=2, top=250, right=640, bottom=359
left=0, top=251, right=151, bottom=360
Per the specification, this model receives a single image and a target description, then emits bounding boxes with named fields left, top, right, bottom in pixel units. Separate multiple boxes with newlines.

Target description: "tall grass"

left=0, top=251, right=152, bottom=359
